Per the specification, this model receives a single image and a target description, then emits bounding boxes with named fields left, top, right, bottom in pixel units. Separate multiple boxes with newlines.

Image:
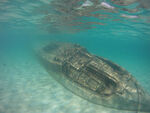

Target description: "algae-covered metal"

left=36, top=42, right=150, bottom=112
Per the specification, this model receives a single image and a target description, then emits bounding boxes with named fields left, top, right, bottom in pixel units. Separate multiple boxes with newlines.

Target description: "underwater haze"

left=0, top=0, right=150, bottom=113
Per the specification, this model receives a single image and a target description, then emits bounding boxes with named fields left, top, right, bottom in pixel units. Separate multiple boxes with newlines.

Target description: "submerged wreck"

left=36, top=42, right=150, bottom=112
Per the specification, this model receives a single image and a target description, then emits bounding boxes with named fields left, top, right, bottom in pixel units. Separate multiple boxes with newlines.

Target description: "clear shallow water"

left=0, top=0, right=150, bottom=113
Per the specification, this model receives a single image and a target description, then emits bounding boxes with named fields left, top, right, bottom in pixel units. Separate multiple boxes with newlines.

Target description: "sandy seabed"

left=0, top=51, right=149, bottom=113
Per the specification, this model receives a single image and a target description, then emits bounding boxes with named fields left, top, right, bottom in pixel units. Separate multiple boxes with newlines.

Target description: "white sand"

left=0, top=51, right=148, bottom=113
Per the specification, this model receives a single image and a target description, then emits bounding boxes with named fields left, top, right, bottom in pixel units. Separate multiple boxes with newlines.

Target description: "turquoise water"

left=0, top=0, right=150, bottom=113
